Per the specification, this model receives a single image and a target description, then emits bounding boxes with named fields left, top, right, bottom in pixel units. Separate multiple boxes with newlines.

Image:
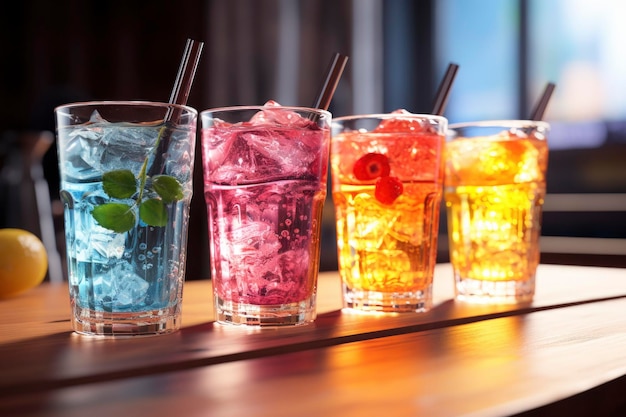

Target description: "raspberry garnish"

left=353, top=153, right=390, bottom=180
left=375, top=176, right=403, bottom=205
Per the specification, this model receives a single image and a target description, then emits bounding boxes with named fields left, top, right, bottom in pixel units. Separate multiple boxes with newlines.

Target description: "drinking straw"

left=150, top=38, right=204, bottom=175
left=529, top=82, right=556, bottom=121
left=310, top=52, right=349, bottom=111
left=168, top=38, right=205, bottom=117
left=431, top=63, right=460, bottom=116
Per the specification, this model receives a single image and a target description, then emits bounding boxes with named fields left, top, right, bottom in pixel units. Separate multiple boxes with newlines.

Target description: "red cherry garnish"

left=353, top=153, right=390, bottom=180
left=375, top=176, right=403, bottom=205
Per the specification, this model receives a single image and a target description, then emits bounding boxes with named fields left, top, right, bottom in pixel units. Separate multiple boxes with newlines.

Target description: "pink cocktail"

left=200, top=102, right=331, bottom=326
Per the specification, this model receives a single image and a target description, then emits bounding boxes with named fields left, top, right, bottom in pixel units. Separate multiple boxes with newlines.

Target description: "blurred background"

left=1, top=0, right=625, bottom=282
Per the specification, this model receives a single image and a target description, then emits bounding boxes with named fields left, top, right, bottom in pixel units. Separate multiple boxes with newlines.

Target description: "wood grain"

left=1, top=297, right=625, bottom=417
left=0, top=264, right=625, bottom=403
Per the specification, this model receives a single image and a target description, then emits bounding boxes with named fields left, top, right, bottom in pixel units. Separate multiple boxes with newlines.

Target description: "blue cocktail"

left=55, top=101, right=197, bottom=336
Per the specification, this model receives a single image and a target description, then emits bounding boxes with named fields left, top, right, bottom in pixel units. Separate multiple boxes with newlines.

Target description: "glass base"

left=454, top=274, right=535, bottom=304
left=343, top=285, right=433, bottom=313
left=215, top=295, right=316, bottom=326
left=71, top=303, right=181, bottom=336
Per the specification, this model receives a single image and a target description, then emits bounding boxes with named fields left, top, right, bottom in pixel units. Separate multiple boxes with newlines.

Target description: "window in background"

left=528, top=0, right=626, bottom=149
left=352, top=0, right=384, bottom=114
left=436, top=0, right=626, bottom=150
left=382, top=0, right=434, bottom=114
left=434, top=0, right=519, bottom=124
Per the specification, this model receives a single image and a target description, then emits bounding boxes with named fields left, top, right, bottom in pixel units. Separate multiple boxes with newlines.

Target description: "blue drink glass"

left=55, top=101, right=197, bottom=336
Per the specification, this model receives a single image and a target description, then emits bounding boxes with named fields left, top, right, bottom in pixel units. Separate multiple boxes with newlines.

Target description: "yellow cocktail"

left=331, top=113, right=447, bottom=312
left=444, top=121, right=549, bottom=303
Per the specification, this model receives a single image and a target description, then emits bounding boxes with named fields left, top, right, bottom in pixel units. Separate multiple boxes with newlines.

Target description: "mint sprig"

left=92, top=202, right=137, bottom=233
left=91, top=126, right=184, bottom=233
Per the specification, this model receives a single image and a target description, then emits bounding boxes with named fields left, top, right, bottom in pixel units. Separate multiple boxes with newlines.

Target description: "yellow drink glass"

left=331, top=113, right=447, bottom=313
left=444, top=120, right=550, bottom=303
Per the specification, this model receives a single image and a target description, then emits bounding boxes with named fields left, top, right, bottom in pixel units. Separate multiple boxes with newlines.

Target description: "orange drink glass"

left=331, top=113, right=447, bottom=313
left=444, top=120, right=549, bottom=303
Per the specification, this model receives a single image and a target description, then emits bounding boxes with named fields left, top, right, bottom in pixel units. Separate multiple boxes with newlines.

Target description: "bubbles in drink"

left=203, top=103, right=329, bottom=310
left=59, top=118, right=193, bottom=314
left=444, top=125, right=548, bottom=286
left=331, top=112, right=445, bottom=308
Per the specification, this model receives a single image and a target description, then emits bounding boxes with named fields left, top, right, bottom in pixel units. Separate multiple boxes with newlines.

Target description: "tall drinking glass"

left=55, top=101, right=197, bottom=336
left=331, top=113, right=447, bottom=313
left=201, top=104, right=331, bottom=326
left=444, top=120, right=549, bottom=303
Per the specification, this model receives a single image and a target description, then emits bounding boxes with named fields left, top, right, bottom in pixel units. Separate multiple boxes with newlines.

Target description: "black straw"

left=167, top=38, right=204, bottom=121
left=529, top=82, right=556, bottom=121
left=310, top=53, right=349, bottom=111
left=150, top=38, right=204, bottom=176
left=431, top=63, right=460, bottom=116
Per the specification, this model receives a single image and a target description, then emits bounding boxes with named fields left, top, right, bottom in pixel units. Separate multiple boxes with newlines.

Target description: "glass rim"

left=332, top=113, right=447, bottom=124
left=449, top=119, right=550, bottom=130
left=200, top=105, right=331, bottom=118
left=54, top=100, right=198, bottom=116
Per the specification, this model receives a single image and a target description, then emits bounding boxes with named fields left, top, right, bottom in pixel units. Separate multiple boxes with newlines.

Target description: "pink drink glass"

left=200, top=103, right=331, bottom=326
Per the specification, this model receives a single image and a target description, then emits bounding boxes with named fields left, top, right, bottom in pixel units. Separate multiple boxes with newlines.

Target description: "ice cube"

left=91, top=232, right=126, bottom=260
left=215, top=133, right=284, bottom=183
left=373, top=109, right=431, bottom=133
left=447, top=137, right=522, bottom=186
left=66, top=111, right=155, bottom=175
left=249, top=101, right=302, bottom=126
left=97, top=124, right=154, bottom=173
left=203, top=123, right=240, bottom=180
left=387, top=205, right=425, bottom=247
left=278, top=248, right=309, bottom=284
left=386, top=134, right=442, bottom=181
left=112, top=266, right=150, bottom=307
left=250, top=100, right=317, bottom=129
left=245, top=128, right=315, bottom=172
left=89, top=109, right=106, bottom=123
left=352, top=192, right=401, bottom=249
left=95, top=263, right=150, bottom=309
left=207, top=102, right=322, bottom=183
left=60, top=130, right=100, bottom=181
left=226, top=219, right=281, bottom=256
left=163, top=127, right=194, bottom=180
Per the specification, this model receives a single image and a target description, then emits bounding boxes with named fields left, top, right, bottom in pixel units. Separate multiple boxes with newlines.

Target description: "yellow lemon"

left=0, top=228, right=48, bottom=298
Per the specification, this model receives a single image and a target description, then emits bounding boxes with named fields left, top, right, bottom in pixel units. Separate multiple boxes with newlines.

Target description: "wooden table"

left=1, top=263, right=625, bottom=417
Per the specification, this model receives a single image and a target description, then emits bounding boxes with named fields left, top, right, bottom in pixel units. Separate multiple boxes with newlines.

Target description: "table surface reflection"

left=1, top=263, right=625, bottom=417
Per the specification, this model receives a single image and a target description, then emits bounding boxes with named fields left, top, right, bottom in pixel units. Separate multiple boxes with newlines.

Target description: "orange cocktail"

left=444, top=120, right=549, bottom=303
left=331, top=112, right=447, bottom=312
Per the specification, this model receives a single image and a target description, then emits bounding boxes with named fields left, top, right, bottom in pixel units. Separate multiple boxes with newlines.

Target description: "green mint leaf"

left=139, top=198, right=168, bottom=227
left=92, top=203, right=136, bottom=233
left=151, top=175, right=184, bottom=203
left=102, top=170, right=137, bottom=199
